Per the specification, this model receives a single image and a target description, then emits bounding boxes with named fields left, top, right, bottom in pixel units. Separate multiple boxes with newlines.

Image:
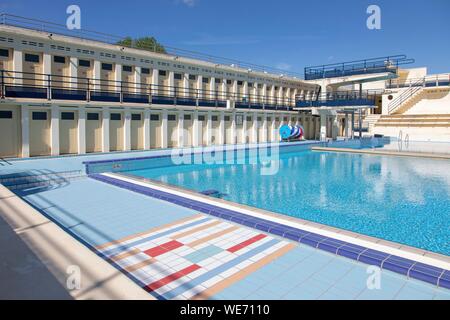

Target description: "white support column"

left=161, top=110, right=168, bottom=148
left=209, top=77, right=215, bottom=100
left=168, top=71, right=175, bottom=96
left=78, top=106, right=86, bottom=154
left=152, top=69, right=159, bottom=95
left=102, top=107, right=110, bottom=152
left=21, top=105, right=29, bottom=157
left=252, top=113, right=258, bottom=143
left=13, top=50, right=23, bottom=85
left=134, top=66, right=141, bottom=94
left=270, top=85, right=276, bottom=105
left=231, top=112, right=236, bottom=144
left=262, top=114, right=268, bottom=142
left=197, top=75, right=203, bottom=99
left=320, top=111, right=327, bottom=141
left=286, top=88, right=291, bottom=106
left=115, top=63, right=122, bottom=93
left=262, top=84, right=267, bottom=105
left=93, top=60, right=101, bottom=91
left=242, top=112, right=248, bottom=144
left=219, top=111, right=225, bottom=145
left=232, top=80, right=238, bottom=100
left=278, top=87, right=284, bottom=106
left=193, top=110, right=200, bottom=147
left=243, top=81, right=248, bottom=100
left=332, top=114, right=339, bottom=140
left=252, top=83, right=258, bottom=103
left=43, top=53, right=51, bottom=75
left=271, top=115, right=276, bottom=141
left=206, top=111, right=212, bottom=145
left=178, top=110, right=184, bottom=147
left=221, top=79, right=227, bottom=100
left=69, top=57, right=78, bottom=89
left=183, top=73, right=189, bottom=98
left=50, top=105, right=60, bottom=156
left=124, top=108, right=131, bottom=151
left=144, top=109, right=151, bottom=149
left=293, top=88, right=298, bottom=106
left=345, top=113, right=349, bottom=138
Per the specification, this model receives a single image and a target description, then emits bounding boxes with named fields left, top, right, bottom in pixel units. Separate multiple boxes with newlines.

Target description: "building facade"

left=0, top=24, right=320, bottom=158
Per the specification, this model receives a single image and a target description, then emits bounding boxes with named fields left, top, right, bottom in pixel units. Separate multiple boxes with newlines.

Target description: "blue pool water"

left=125, top=148, right=450, bottom=255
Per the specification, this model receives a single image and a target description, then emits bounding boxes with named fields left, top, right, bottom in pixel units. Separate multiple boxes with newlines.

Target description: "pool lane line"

left=89, top=172, right=450, bottom=290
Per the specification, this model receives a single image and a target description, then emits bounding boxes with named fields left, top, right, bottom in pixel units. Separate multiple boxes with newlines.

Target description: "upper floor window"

left=237, top=81, right=243, bottom=86
left=215, top=78, right=222, bottom=83
left=131, top=114, right=142, bottom=121
left=110, top=113, right=122, bottom=121
left=189, top=74, right=196, bottom=80
left=226, top=80, right=232, bottom=85
left=123, top=65, right=132, bottom=72
left=202, top=77, right=209, bottom=83
left=79, top=59, right=91, bottom=68
left=174, top=73, right=182, bottom=80
left=61, top=112, right=75, bottom=120
left=101, top=63, right=113, bottom=71
left=0, top=110, right=12, bottom=119
left=0, top=49, right=9, bottom=58
left=141, top=68, right=150, bottom=75
left=159, top=70, right=167, bottom=77
left=25, top=53, right=40, bottom=63
left=54, top=56, right=66, bottom=64
left=248, top=82, right=253, bottom=87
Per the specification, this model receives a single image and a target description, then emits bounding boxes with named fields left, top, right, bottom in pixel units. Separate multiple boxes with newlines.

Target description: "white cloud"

left=181, top=0, right=197, bottom=7
left=275, top=62, right=292, bottom=71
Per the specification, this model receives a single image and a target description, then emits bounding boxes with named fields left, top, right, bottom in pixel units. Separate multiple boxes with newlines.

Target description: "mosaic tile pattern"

left=96, top=215, right=294, bottom=300
left=91, top=173, right=450, bottom=290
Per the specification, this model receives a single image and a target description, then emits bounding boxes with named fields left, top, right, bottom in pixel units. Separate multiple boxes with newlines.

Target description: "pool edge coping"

left=91, top=172, right=450, bottom=290
left=312, top=147, right=450, bottom=160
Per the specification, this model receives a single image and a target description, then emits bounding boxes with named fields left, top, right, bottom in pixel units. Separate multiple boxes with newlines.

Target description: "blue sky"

left=1, top=0, right=449, bottom=75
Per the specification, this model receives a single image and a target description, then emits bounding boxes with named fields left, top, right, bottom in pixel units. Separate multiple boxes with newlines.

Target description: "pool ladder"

left=397, top=130, right=410, bottom=152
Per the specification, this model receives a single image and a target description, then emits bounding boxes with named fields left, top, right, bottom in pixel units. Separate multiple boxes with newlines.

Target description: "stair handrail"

left=388, top=77, right=425, bottom=114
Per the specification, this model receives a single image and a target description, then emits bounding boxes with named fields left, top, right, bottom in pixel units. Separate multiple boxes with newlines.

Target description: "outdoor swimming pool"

left=119, top=146, right=450, bottom=256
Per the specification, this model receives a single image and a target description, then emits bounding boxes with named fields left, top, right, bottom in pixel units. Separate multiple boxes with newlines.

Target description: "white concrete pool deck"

left=0, top=143, right=449, bottom=300
left=1, top=177, right=449, bottom=300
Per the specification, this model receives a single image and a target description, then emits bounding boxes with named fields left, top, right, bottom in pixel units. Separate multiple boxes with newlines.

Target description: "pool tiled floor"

left=12, top=177, right=450, bottom=300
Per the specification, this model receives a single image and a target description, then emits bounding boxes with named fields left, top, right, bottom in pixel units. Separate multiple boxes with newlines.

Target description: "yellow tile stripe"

left=108, top=248, right=141, bottom=262
left=171, top=220, right=223, bottom=240
left=95, top=214, right=203, bottom=250
left=124, top=258, right=156, bottom=273
left=191, top=243, right=296, bottom=300
left=187, top=226, right=240, bottom=248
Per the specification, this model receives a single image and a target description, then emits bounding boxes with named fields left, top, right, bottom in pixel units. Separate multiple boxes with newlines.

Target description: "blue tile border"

left=89, top=173, right=450, bottom=290
left=82, top=141, right=324, bottom=168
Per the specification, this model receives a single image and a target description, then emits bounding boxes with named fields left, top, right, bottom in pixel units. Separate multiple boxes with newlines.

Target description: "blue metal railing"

left=296, top=90, right=382, bottom=108
left=304, top=55, right=415, bottom=80
left=0, top=70, right=296, bottom=111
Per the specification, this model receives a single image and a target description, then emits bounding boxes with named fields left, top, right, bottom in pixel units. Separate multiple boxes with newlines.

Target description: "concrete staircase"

left=373, top=114, right=450, bottom=141
left=391, top=89, right=426, bottom=114
left=363, top=114, right=382, bottom=134
left=375, top=114, right=450, bottom=127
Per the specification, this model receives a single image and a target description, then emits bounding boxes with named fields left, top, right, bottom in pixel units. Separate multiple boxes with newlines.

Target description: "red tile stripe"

left=144, top=240, right=183, bottom=257
left=144, top=264, right=201, bottom=292
left=227, top=234, right=267, bottom=253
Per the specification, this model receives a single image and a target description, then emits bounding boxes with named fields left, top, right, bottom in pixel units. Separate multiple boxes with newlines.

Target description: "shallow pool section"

left=125, top=148, right=450, bottom=255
